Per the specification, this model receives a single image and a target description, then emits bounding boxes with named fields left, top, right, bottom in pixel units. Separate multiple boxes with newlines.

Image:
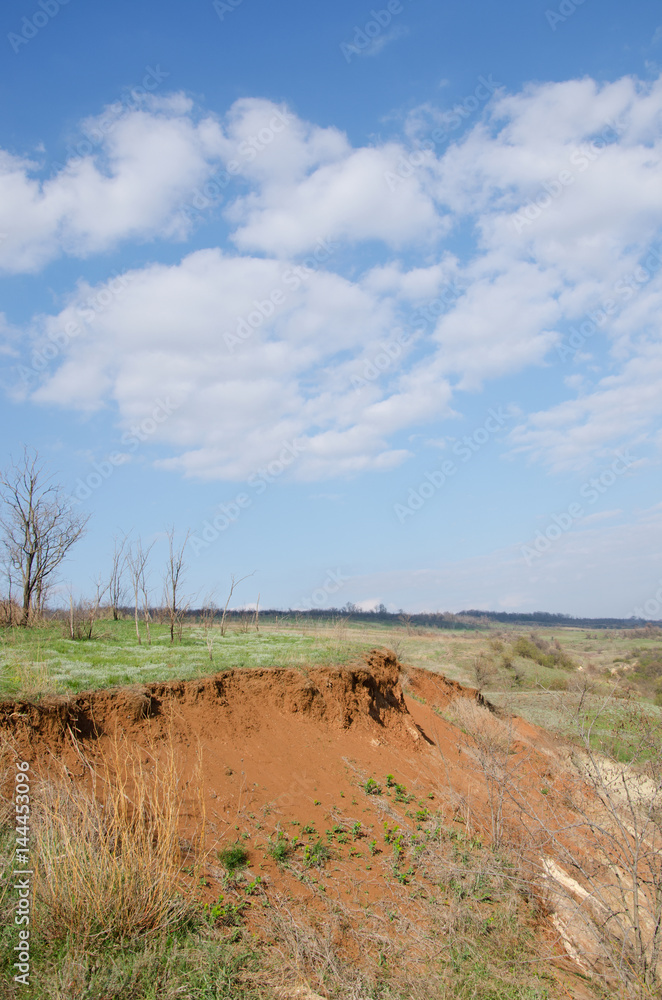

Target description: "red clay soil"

left=0, top=650, right=594, bottom=998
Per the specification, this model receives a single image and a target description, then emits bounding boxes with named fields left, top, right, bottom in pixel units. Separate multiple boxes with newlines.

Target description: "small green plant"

left=351, top=821, right=362, bottom=839
left=303, top=840, right=331, bottom=868
left=302, top=823, right=316, bottom=835
left=392, top=833, right=405, bottom=860
left=383, top=821, right=399, bottom=844
left=364, top=777, right=382, bottom=795
left=204, top=894, right=246, bottom=927
left=267, top=832, right=292, bottom=864
left=204, top=875, right=262, bottom=927
left=394, top=783, right=413, bottom=803
left=385, top=773, right=396, bottom=787
left=393, top=865, right=413, bottom=885
left=217, top=842, right=249, bottom=872
left=369, top=839, right=378, bottom=855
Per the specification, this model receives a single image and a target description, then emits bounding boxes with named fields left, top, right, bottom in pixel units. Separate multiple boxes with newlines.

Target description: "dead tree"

left=127, top=539, right=153, bottom=645
left=201, top=596, right=217, bottom=661
left=67, top=576, right=108, bottom=640
left=0, top=448, right=89, bottom=624
left=107, top=534, right=128, bottom=621
left=219, top=572, right=254, bottom=636
left=163, top=527, right=190, bottom=643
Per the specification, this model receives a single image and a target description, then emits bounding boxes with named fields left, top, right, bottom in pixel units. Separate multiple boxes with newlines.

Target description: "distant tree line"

left=0, top=449, right=657, bottom=635
left=460, top=609, right=660, bottom=629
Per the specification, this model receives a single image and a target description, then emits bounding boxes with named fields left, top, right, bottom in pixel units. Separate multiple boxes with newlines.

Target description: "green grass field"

left=2, top=614, right=661, bottom=757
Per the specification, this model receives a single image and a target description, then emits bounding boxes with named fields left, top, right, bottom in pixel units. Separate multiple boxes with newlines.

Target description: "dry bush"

left=264, top=895, right=424, bottom=999
left=33, top=737, right=197, bottom=945
left=450, top=692, right=662, bottom=996
left=443, top=699, right=522, bottom=849
left=472, top=653, right=496, bottom=691
left=0, top=598, right=21, bottom=627
left=532, top=737, right=662, bottom=994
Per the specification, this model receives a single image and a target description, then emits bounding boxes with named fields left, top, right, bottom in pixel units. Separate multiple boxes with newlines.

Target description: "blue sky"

left=1, top=0, right=662, bottom=616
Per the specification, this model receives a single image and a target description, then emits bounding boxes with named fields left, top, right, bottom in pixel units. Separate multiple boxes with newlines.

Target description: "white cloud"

left=0, top=94, right=223, bottom=272
left=228, top=142, right=443, bottom=255
left=9, top=75, right=662, bottom=479
left=510, top=345, right=662, bottom=471
left=28, top=247, right=453, bottom=480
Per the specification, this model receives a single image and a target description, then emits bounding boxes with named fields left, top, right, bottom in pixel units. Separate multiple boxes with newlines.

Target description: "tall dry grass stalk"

left=34, top=734, right=195, bottom=945
left=12, top=657, right=56, bottom=699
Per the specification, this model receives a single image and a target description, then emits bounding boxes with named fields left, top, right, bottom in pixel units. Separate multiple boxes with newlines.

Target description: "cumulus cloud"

left=9, top=75, right=662, bottom=478
left=0, top=94, right=224, bottom=272
left=27, top=247, right=451, bottom=479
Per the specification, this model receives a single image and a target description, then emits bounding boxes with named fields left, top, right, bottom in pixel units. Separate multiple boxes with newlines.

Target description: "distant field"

left=2, top=614, right=661, bottom=757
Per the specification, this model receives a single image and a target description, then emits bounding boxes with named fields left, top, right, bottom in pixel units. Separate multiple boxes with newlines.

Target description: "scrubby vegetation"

left=3, top=616, right=662, bottom=996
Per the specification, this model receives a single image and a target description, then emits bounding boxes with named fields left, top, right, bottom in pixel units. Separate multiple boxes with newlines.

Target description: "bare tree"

left=201, top=596, right=217, bottom=662
left=0, top=448, right=89, bottom=624
left=126, top=539, right=153, bottom=645
left=67, top=576, right=109, bottom=640
left=399, top=613, right=414, bottom=636
left=163, top=527, right=190, bottom=643
left=219, top=572, right=254, bottom=636
left=107, top=534, right=128, bottom=621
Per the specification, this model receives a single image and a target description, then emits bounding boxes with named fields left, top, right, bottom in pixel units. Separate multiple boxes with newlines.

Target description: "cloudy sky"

left=1, top=0, right=662, bottom=616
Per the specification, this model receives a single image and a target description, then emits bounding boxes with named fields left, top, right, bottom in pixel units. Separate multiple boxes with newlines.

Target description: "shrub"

left=303, top=840, right=331, bottom=868
left=218, top=843, right=249, bottom=872
left=512, top=635, right=573, bottom=670
left=267, top=832, right=292, bottom=864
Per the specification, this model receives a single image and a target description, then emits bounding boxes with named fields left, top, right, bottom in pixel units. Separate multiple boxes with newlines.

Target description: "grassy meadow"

left=1, top=612, right=662, bottom=756
left=2, top=614, right=662, bottom=998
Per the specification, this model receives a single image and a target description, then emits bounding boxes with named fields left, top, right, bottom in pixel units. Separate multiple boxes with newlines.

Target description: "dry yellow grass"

left=33, top=734, right=201, bottom=944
